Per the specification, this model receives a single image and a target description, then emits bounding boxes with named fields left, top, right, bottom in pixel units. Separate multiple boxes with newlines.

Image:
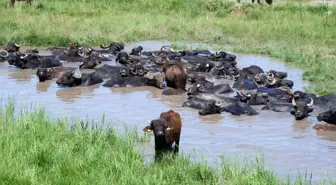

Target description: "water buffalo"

left=317, top=109, right=336, bottom=124
left=36, top=66, right=75, bottom=82
left=4, top=41, right=21, bottom=52
left=8, top=53, right=62, bottom=69
left=188, top=72, right=216, bottom=88
left=102, top=71, right=166, bottom=89
left=93, top=64, right=130, bottom=79
left=187, top=83, right=234, bottom=96
left=56, top=69, right=103, bottom=87
left=0, top=50, right=9, bottom=61
left=99, top=42, right=125, bottom=55
left=262, top=98, right=314, bottom=120
left=267, top=70, right=288, bottom=79
left=208, top=51, right=236, bottom=62
left=143, top=110, right=182, bottom=161
left=293, top=92, right=336, bottom=110
left=266, top=77, right=294, bottom=88
left=79, top=57, right=102, bottom=69
left=233, top=79, right=258, bottom=90
left=291, top=98, right=314, bottom=120
left=235, top=91, right=269, bottom=105
left=162, top=62, right=188, bottom=90
left=130, top=46, right=144, bottom=56
left=191, top=60, right=215, bottom=73
left=314, top=109, right=336, bottom=131
left=223, top=102, right=259, bottom=116
left=182, top=96, right=223, bottom=115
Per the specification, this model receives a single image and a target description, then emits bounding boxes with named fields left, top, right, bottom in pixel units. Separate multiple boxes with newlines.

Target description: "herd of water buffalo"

left=0, top=41, right=335, bottom=131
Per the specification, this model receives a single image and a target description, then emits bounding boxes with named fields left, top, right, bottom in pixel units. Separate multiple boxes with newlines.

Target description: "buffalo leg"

left=9, top=0, right=15, bottom=8
left=173, top=133, right=181, bottom=155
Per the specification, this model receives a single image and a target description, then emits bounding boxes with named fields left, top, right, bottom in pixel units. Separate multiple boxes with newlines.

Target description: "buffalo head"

left=291, top=98, right=314, bottom=120
left=6, top=41, right=21, bottom=52
left=36, top=68, right=54, bottom=82
left=56, top=69, right=82, bottom=87
left=199, top=100, right=223, bottom=116
left=144, top=71, right=167, bottom=89
left=317, top=109, right=336, bottom=124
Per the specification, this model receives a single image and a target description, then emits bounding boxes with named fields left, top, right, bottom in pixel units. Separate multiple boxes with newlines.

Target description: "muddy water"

left=1, top=40, right=335, bottom=183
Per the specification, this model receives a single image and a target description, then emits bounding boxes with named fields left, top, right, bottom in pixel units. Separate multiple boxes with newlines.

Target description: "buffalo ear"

left=143, top=126, right=153, bottom=132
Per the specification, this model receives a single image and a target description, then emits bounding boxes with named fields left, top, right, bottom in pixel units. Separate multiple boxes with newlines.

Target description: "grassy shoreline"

left=0, top=101, right=334, bottom=185
left=1, top=0, right=336, bottom=94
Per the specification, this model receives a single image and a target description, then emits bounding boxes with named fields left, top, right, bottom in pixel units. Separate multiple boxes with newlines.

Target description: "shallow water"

left=1, top=40, right=335, bottom=184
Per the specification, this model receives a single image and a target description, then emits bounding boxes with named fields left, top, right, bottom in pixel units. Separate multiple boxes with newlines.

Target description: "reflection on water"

left=0, top=41, right=335, bottom=183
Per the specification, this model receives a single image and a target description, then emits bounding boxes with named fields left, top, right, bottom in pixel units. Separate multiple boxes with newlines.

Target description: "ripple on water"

left=0, top=41, right=335, bottom=183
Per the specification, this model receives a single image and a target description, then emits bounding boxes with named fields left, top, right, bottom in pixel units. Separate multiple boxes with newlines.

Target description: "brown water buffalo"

left=162, top=61, right=188, bottom=90
left=143, top=110, right=182, bottom=161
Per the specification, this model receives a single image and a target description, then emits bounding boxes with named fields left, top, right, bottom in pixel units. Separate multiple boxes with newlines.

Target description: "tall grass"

left=1, top=1, right=336, bottom=93
left=1, top=101, right=334, bottom=185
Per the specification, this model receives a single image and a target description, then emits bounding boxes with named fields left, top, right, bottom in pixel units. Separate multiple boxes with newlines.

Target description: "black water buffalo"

left=317, top=109, right=336, bottom=124
left=130, top=46, right=144, bottom=56
left=235, top=91, right=269, bottom=105
left=293, top=92, right=336, bottom=110
left=266, top=77, right=294, bottom=88
left=314, top=109, right=336, bottom=131
left=178, top=50, right=213, bottom=57
left=102, top=71, right=166, bottom=89
left=267, top=70, right=288, bottom=79
left=233, top=79, right=258, bottom=90
left=142, top=46, right=176, bottom=57
left=36, top=66, right=75, bottom=82
left=99, top=42, right=125, bottom=55
left=8, top=53, right=62, bottom=69
left=223, top=102, right=259, bottom=116
left=262, top=98, right=314, bottom=120
left=119, top=62, right=148, bottom=77
left=0, top=50, right=9, bottom=61
left=187, top=83, right=234, bottom=96
left=208, top=51, right=237, bottom=62
left=187, top=72, right=216, bottom=88
left=291, top=98, right=314, bottom=120
left=191, top=60, right=215, bottom=73
left=4, top=41, right=21, bottom=52
left=93, top=64, right=129, bottom=79
left=182, top=97, right=223, bottom=116
left=56, top=69, right=103, bottom=87
left=78, top=55, right=102, bottom=69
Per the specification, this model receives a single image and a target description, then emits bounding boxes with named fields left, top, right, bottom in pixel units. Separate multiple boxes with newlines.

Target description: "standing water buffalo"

left=162, top=62, right=188, bottom=90
left=143, top=110, right=182, bottom=161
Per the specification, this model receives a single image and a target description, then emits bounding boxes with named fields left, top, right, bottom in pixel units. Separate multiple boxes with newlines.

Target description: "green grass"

left=1, top=0, right=336, bottom=94
left=0, top=100, right=334, bottom=185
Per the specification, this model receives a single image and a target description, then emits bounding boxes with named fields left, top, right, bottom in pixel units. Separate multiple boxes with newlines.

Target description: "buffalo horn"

left=307, top=98, right=314, bottom=107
